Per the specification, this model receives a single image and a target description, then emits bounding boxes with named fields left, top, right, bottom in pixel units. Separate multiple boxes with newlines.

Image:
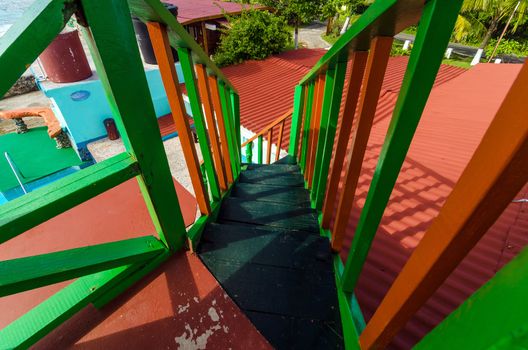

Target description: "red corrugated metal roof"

left=164, top=0, right=266, bottom=25
left=223, top=50, right=526, bottom=347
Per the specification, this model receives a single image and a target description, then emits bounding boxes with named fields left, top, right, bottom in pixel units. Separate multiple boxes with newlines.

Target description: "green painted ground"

left=0, top=127, right=82, bottom=192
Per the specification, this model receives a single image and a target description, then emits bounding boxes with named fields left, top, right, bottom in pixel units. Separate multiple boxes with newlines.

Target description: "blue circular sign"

left=70, top=90, right=91, bottom=101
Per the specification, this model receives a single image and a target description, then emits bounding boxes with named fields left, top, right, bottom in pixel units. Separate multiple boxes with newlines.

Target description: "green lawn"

left=442, top=58, right=472, bottom=69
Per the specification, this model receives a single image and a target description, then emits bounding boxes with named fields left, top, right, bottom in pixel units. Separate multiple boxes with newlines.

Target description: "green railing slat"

left=300, top=82, right=315, bottom=171
left=341, top=0, right=464, bottom=292
left=178, top=47, right=221, bottom=201
left=0, top=251, right=169, bottom=349
left=246, top=141, right=253, bottom=163
left=0, top=153, right=139, bottom=244
left=0, top=0, right=75, bottom=97
left=415, top=247, right=528, bottom=349
left=312, top=58, right=348, bottom=209
left=217, top=81, right=238, bottom=176
left=81, top=0, right=187, bottom=251
left=288, top=85, right=306, bottom=158
left=0, top=236, right=166, bottom=297
left=299, top=0, right=422, bottom=85
left=128, top=0, right=237, bottom=93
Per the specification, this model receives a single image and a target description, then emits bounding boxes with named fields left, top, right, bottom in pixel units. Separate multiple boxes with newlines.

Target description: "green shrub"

left=485, top=38, right=528, bottom=57
left=213, top=10, right=292, bottom=67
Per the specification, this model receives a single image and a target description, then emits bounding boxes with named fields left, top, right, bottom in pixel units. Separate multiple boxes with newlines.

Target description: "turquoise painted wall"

left=40, top=63, right=190, bottom=159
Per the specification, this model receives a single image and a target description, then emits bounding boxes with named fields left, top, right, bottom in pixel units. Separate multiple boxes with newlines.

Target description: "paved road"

left=395, top=33, right=525, bottom=63
left=298, top=21, right=331, bottom=49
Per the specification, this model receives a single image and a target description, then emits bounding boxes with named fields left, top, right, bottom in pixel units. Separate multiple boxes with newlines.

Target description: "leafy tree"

left=455, top=0, right=527, bottom=49
left=257, top=0, right=323, bottom=48
left=213, top=10, right=292, bottom=67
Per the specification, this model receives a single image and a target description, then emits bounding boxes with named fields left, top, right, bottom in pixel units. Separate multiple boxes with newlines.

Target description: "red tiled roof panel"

left=164, top=0, right=266, bottom=24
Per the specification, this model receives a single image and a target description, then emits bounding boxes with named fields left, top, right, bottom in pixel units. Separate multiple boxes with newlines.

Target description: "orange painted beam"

left=321, top=51, right=369, bottom=229
left=305, top=74, right=325, bottom=187
left=195, top=64, right=228, bottom=192
left=147, top=22, right=211, bottom=215
left=360, top=61, right=528, bottom=350
left=208, top=75, right=234, bottom=185
left=275, top=120, right=285, bottom=162
left=331, top=37, right=393, bottom=252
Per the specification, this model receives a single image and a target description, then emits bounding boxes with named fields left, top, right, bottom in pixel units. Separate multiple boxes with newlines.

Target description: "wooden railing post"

left=360, top=59, right=528, bottom=350
left=340, top=0, right=463, bottom=296
left=330, top=37, right=393, bottom=253
left=81, top=0, right=187, bottom=250
left=218, top=81, right=240, bottom=177
left=288, top=84, right=306, bottom=158
left=147, top=22, right=211, bottom=215
left=300, top=82, right=315, bottom=171
left=305, top=74, right=326, bottom=188
left=178, top=47, right=221, bottom=202
left=321, top=51, right=368, bottom=228
left=257, top=135, right=263, bottom=164
left=209, top=75, right=234, bottom=184
left=195, top=63, right=228, bottom=192
left=246, top=141, right=253, bottom=164
left=275, top=120, right=285, bottom=162
left=266, top=128, right=273, bottom=164
left=312, top=53, right=348, bottom=210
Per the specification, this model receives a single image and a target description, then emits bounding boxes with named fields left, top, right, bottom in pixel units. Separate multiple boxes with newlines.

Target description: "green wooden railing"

left=0, top=0, right=240, bottom=347
left=284, top=0, right=528, bottom=349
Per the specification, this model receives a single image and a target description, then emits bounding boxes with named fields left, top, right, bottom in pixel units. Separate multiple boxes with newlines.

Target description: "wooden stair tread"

left=231, top=183, right=311, bottom=207
left=238, top=170, right=305, bottom=187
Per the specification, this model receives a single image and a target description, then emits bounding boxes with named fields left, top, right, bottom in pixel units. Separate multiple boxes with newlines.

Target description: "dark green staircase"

left=198, top=156, right=344, bottom=349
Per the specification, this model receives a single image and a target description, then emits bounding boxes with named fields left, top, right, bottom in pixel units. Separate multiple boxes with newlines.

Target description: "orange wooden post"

left=208, top=75, right=234, bottom=184
left=266, top=128, right=273, bottom=164
left=147, top=22, right=211, bottom=215
left=321, top=51, right=369, bottom=229
left=359, top=62, right=528, bottom=350
left=331, top=37, right=393, bottom=252
left=195, top=64, right=228, bottom=192
left=305, top=74, right=325, bottom=187
left=275, top=120, right=285, bottom=162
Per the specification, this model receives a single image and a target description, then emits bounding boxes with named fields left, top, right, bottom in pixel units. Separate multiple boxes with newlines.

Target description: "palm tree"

left=455, top=0, right=527, bottom=49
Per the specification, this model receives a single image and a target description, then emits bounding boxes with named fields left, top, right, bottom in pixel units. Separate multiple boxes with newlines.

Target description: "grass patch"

left=442, top=58, right=472, bottom=69
left=322, top=34, right=340, bottom=45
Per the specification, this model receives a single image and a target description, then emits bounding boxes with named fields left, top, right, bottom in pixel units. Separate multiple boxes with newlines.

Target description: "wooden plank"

left=0, top=0, right=75, bottom=97
left=239, top=169, right=305, bottom=187
left=178, top=47, right=221, bottom=201
left=209, top=75, right=234, bottom=184
left=200, top=21, right=209, bottom=55
left=305, top=74, right=326, bottom=187
left=218, top=80, right=240, bottom=177
left=340, top=0, right=463, bottom=294
left=359, top=56, right=527, bottom=350
left=0, top=153, right=139, bottom=244
left=312, top=55, right=348, bottom=210
left=299, top=0, right=422, bottom=85
left=0, top=236, right=165, bottom=297
left=128, top=0, right=237, bottom=92
left=196, top=63, right=228, bottom=191
left=147, top=22, right=211, bottom=215
left=300, top=82, right=315, bottom=171
left=229, top=90, right=241, bottom=155
left=415, top=247, right=528, bottom=350
left=331, top=37, right=393, bottom=252
left=81, top=0, right=187, bottom=251
left=257, top=135, right=264, bottom=164
left=322, top=51, right=368, bottom=229
left=296, top=85, right=309, bottom=161
left=0, top=252, right=169, bottom=349
left=219, top=197, right=319, bottom=232
left=231, top=182, right=310, bottom=206
left=288, top=85, right=305, bottom=158
left=266, top=128, right=273, bottom=164
left=275, top=120, right=285, bottom=162
left=245, top=163, right=300, bottom=173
